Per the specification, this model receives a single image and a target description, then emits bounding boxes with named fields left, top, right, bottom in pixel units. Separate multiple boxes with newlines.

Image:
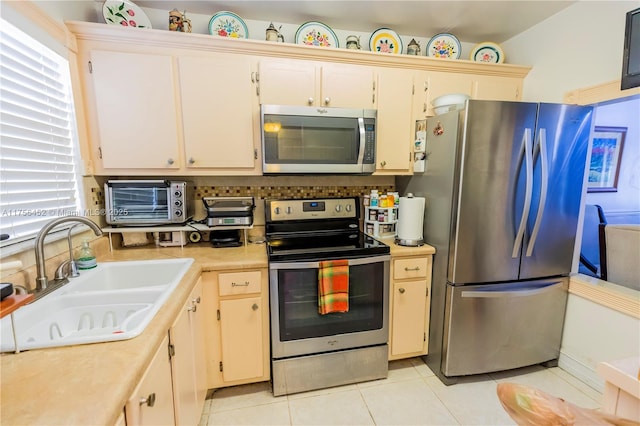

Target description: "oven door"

left=261, top=105, right=375, bottom=174
left=105, top=180, right=171, bottom=225
left=269, top=255, right=390, bottom=359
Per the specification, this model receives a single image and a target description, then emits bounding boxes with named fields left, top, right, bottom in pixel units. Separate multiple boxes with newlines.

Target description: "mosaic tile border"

left=194, top=185, right=395, bottom=200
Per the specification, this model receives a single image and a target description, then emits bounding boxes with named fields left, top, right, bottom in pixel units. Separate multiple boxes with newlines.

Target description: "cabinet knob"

left=139, top=393, right=156, bottom=407
left=188, top=157, right=195, bottom=165
left=167, top=158, right=174, bottom=165
left=380, top=160, right=387, bottom=167
left=399, top=288, right=406, bottom=294
left=324, top=97, right=331, bottom=105
left=252, top=303, right=259, bottom=311
left=308, top=97, right=314, bottom=105
left=187, top=303, right=197, bottom=312
left=193, top=296, right=201, bottom=304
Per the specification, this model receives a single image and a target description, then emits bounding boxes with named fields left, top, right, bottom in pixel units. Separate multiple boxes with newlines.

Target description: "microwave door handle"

left=357, top=117, right=366, bottom=165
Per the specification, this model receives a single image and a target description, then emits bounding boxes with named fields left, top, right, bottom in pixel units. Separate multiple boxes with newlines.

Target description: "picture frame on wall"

left=587, top=126, right=627, bottom=192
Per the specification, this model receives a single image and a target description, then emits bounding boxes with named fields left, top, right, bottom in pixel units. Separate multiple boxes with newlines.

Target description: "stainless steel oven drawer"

left=272, top=344, right=388, bottom=396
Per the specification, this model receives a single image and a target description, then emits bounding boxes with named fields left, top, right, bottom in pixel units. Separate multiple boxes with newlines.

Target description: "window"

left=0, top=19, right=84, bottom=247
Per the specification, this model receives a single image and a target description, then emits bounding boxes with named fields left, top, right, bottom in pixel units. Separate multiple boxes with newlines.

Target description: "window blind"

left=0, top=19, right=83, bottom=246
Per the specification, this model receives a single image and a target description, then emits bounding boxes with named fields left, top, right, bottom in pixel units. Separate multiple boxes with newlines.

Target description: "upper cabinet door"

left=178, top=55, right=256, bottom=169
left=375, top=68, right=415, bottom=174
left=426, top=72, right=474, bottom=116
left=89, top=50, right=180, bottom=169
left=473, top=75, right=522, bottom=101
left=258, top=59, right=318, bottom=106
left=320, top=63, right=375, bottom=108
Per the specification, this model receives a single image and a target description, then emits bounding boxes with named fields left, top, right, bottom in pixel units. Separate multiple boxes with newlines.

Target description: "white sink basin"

left=0, top=258, right=194, bottom=352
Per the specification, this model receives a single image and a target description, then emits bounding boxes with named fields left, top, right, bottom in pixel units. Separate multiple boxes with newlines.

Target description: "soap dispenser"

left=76, top=240, right=97, bottom=270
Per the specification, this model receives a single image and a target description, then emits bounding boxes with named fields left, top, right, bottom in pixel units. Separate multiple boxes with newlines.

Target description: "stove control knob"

left=286, top=206, right=293, bottom=215
left=335, top=205, right=342, bottom=213
left=274, top=207, right=281, bottom=215
left=345, top=204, right=352, bottom=212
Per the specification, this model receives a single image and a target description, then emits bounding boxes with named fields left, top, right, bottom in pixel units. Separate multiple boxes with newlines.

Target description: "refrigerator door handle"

left=526, top=128, right=549, bottom=257
left=512, top=128, right=533, bottom=259
left=461, top=281, right=563, bottom=298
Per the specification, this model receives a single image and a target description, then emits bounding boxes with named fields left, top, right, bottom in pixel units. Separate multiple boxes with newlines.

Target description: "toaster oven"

left=104, top=180, right=192, bottom=226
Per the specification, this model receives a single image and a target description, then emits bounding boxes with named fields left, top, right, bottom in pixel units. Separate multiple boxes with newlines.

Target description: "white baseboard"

left=558, top=351, right=605, bottom=393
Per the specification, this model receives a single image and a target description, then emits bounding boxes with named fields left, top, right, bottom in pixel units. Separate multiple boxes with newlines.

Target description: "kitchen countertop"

left=0, top=237, right=434, bottom=425
left=0, top=242, right=267, bottom=426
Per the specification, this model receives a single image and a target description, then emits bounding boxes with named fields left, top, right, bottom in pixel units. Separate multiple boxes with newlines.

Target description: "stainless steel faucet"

left=34, top=216, right=103, bottom=291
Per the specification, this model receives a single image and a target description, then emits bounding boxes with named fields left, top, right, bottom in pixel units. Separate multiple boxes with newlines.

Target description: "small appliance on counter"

left=209, top=229, right=243, bottom=248
left=396, top=194, right=425, bottom=246
left=202, top=196, right=255, bottom=227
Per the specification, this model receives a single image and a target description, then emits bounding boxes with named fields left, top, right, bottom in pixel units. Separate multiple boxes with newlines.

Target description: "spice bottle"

left=76, top=240, right=97, bottom=270
left=370, top=190, right=379, bottom=207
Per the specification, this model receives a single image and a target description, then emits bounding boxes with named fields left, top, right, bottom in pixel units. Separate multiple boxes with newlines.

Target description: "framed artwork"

left=587, top=126, right=626, bottom=192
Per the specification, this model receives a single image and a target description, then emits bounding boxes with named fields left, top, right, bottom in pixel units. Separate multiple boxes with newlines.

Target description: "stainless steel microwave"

left=104, top=180, right=192, bottom=226
left=261, top=105, right=377, bottom=174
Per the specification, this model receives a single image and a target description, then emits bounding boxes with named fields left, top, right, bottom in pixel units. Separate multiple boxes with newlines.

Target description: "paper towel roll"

left=397, top=195, right=425, bottom=246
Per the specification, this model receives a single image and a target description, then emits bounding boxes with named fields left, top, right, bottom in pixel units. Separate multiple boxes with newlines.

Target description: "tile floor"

left=199, top=357, right=602, bottom=425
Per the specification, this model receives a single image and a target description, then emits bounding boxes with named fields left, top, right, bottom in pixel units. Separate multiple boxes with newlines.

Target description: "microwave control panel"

left=268, top=198, right=358, bottom=222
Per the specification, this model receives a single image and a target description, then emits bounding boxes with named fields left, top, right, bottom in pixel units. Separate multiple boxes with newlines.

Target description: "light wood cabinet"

left=258, top=58, right=375, bottom=108
left=68, top=21, right=530, bottom=177
left=376, top=69, right=432, bottom=174
left=202, top=269, right=270, bottom=389
left=169, top=278, right=206, bottom=426
left=89, top=50, right=180, bottom=170
left=178, top=54, right=258, bottom=170
left=76, top=42, right=260, bottom=175
left=124, top=334, right=176, bottom=426
left=389, top=255, right=433, bottom=360
left=125, top=279, right=205, bottom=426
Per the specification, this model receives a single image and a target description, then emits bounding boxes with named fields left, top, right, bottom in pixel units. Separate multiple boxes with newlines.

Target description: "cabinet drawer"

left=219, top=271, right=261, bottom=296
left=394, top=257, right=429, bottom=280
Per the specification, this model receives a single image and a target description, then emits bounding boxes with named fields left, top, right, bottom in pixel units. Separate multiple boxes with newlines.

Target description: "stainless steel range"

left=265, top=197, right=391, bottom=396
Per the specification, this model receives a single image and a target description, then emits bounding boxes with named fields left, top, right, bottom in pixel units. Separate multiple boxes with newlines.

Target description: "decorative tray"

left=103, top=0, right=152, bottom=28
left=426, top=33, right=461, bottom=59
left=208, top=11, right=249, bottom=38
left=295, top=21, right=339, bottom=48
left=470, top=42, right=505, bottom=63
left=369, top=28, right=403, bottom=54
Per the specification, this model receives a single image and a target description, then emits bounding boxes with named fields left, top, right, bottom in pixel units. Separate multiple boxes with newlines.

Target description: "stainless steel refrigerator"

left=396, top=100, right=593, bottom=384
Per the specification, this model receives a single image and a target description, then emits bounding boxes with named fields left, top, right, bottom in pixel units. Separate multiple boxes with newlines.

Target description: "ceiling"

left=133, top=0, right=576, bottom=43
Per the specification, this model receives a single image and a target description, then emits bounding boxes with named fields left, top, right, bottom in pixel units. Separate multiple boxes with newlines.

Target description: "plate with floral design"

left=208, top=11, right=249, bottom=39
left=103, top=0, right=152, bottom=29
left=369, top=28, right=403, bottom=54
left=426, top=33, right=461, bottom=59
left=470, top=42, right=505, bottom=63
left=295, top=21, right=339, bottom=48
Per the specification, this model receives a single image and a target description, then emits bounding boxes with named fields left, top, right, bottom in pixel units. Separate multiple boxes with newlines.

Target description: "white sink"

left=0, top=258, right=194, bottom=352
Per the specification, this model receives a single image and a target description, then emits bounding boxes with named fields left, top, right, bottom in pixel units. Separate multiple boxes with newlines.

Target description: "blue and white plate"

left=470, top=42, right=505, bottom=63
left=208, top=11, right=248, bottom=39
left=426, top=33, right=461, bottom=59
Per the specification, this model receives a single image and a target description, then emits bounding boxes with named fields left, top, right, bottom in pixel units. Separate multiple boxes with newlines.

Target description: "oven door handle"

left=269, top=255, right=390, bottom=270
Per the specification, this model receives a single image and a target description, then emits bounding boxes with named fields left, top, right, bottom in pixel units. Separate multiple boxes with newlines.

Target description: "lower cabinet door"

left=125, top=334, right=175, bottom=426
left=219, top=297, right=263, bottom=382
left=391, top=280, right=427, bottom=356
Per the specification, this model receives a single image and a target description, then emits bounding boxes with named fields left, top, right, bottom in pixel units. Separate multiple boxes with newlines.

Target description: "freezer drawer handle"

left=525, top=128, right=549, bottom=257
left=461, top=282, right=562, bottom=298
left=512, top=128, right=533, bottom=259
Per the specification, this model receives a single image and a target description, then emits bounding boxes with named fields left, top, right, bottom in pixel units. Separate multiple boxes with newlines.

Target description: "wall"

left=502, top=1, right=638, bottom=102
left=588, top=96, right=640, bottom=223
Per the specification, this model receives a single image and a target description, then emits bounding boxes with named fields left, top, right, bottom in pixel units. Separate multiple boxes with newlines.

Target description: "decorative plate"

left=208, top=11, right=249, bottom=39
left=426, top=33, right=461, bottom=59
left=102, top=0, right=152, bottom=29
left=470, top=42, right=505, bottom=63
left=369, top=28, right=403, bottom=54
left=295, top=21, right=339, bottom=48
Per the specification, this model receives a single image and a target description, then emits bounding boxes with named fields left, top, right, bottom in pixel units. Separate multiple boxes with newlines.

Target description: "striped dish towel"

left=318, top=259, right=350, bottom=315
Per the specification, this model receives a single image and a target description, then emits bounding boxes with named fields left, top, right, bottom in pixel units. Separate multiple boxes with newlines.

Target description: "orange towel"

left=318, top=259, right=350, bottom=315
